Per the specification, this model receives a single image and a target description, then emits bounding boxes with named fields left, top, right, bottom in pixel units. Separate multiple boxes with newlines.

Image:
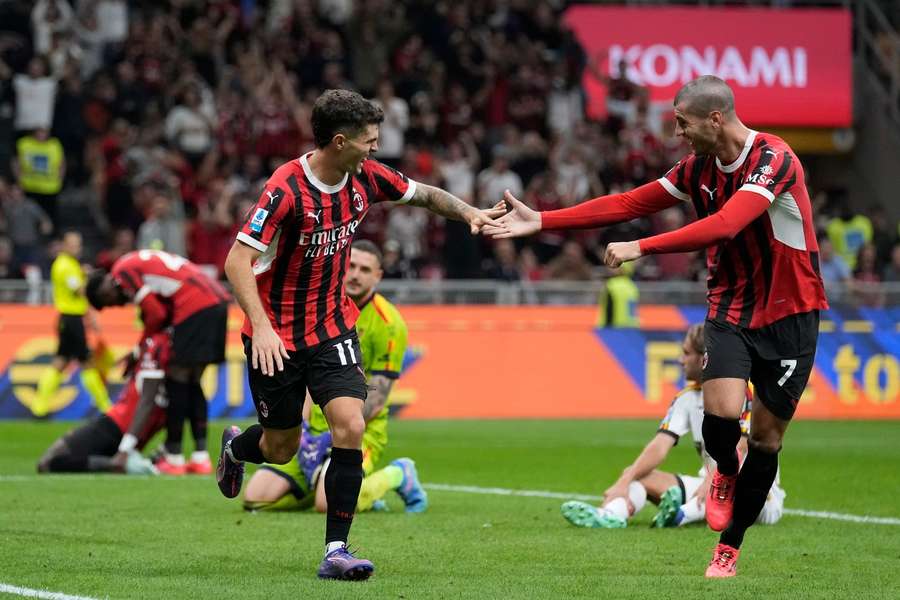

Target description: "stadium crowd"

left=0, top=0, right=897, bottom=300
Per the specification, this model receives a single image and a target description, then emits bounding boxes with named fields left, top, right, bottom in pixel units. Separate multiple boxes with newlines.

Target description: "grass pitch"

left=1, top=419, right=899, bottom=599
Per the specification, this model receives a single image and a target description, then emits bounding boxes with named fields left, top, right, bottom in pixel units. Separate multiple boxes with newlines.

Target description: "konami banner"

left=563, top=6, right=852, bottom=127
left=0, top=304, right=897, bottom=420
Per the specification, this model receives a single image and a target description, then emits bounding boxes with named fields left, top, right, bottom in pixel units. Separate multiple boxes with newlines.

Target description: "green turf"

left=1, top=419, right=899, bottom=599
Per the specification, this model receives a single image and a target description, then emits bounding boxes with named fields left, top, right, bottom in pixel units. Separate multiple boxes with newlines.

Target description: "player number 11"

left=334, top=339, right=358, bottom=366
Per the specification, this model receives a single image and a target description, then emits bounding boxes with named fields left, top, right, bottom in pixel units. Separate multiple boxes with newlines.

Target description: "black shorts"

left=57, top=314, right=89, bottom=362
left=702, top=311, right=819, bottom=421
left=172, top=302, right=228, bottom=366
left=244, top=329, right=367, bottom=430
left=63, top=414, right=122, bottom=457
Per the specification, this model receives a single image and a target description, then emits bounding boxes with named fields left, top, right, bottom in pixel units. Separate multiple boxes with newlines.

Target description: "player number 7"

left=777, top=359, right=797, bottom=387
left=334, top=339, right=357, bottom=366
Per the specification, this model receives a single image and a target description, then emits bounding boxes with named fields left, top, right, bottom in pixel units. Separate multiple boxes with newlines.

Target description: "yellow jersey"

left=51, top=253, right=88, bottom=315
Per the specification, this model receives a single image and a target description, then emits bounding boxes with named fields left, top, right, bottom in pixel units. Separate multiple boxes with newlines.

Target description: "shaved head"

left=674, top=75, right=735, bottom=118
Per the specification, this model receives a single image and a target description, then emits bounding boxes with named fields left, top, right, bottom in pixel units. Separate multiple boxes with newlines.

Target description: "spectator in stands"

left=187, top=182, right=238, bottom=278
left=165, top=83, right=216, bottom=168
left=544, top=240, right=593, bottom=281
left=15, top=127, right=66, bottom=227
left=136, top=187, right=186, bottom=257
left=371, top=81, right=409, bottom=168
left=31, top=0, right=74, bottom=56
left=826, top=199, right=872, bottom=270
left=477, top=148, right=523, bottom=210
left=0, top=180, right=53, bottom=269
left=437, top=132, right=479, bottom=204
left=95, top=227, right=134, bottom=271
left=818, top=234, right=852, bottom=285
left=852, top=243, right=885, bottom=307
left=13, top=56, right=57, bottom=135
left=484, top=239, right=521, bottom=282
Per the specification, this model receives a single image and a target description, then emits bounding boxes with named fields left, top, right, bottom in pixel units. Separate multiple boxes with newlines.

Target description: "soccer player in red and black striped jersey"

left=219, top=89, right=501, bottom=581
left=86, top=249, right=231, bottom=475
left=37, top=331, right=171, bottom=475
left=487, top=76, right=827, bottom=578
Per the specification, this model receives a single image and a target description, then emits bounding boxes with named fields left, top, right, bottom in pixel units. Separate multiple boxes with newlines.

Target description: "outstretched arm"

left=407, top=183, right=503, bottom=234
left=485, top=181, right=679, bottom=239
left=604, top=190, right=771, bottom=267
left=604, top=433, right=676, bottom=501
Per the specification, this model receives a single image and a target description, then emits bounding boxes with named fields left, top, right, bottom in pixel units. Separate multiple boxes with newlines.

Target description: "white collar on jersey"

left=715, top=130, right=758, bottom=173
left=299, top=152, right=349, bottom=194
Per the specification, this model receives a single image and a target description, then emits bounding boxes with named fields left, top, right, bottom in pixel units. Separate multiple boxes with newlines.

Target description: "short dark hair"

left=311, top=89, right=384, bottom=148
left=85, top=271, right=109, bottom=310
left=351, top=239, right=383, bottom=266
left=674, top=75, right=735, bottom=118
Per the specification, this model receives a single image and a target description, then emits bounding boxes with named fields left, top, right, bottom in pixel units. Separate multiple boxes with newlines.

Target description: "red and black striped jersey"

left=658, top=131, right=828, bottom=328
left=106, top=332, right=169, bottom=448
left=111, top=250, right=231, bottom=328
left=236, top=153, right=416, bottom=350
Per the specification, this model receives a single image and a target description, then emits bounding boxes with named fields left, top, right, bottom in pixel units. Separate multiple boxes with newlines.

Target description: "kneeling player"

left=242, top=241, right=426, bottom=513
left=560, top=324, right=785, bottom=529
left=36, top=332, right=173, bottom=475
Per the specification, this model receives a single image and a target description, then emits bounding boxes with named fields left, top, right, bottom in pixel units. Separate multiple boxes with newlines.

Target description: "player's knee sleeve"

left=628, top=481, right=647, bottom=515
left=702, top=412, right=741, bottom=474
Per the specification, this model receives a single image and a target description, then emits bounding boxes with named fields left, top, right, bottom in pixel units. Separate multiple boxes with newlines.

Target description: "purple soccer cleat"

left=216, top=426, right=245, bottom=498
left=317, top=546, right=374, bottom=581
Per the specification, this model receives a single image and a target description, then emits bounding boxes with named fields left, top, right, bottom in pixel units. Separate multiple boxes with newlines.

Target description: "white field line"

left=0, top=583, right=104, bottom=600
left=3, top=475, right=899, bottom=526
left=423, top=483, right=900, bottom=526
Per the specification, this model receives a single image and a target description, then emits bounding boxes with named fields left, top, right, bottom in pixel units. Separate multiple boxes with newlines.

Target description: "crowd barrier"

left=0, top=304, right=897, bottom=420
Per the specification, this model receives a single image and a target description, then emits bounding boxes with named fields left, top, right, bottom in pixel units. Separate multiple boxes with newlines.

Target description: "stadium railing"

left=0, top=279, right=897, bottom=307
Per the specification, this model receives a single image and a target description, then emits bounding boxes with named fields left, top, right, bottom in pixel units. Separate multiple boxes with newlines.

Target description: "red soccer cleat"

left=155, top=456, right=187, bottom=476
left=186, top=457, right=212, bottom=475
left=706, top=468, right=737, bottom=531
left=705, top=543, right=740, bottom=578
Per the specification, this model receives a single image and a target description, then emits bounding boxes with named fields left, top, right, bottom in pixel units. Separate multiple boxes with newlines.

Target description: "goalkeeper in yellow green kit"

left=243, top=240, right=427, bottom=513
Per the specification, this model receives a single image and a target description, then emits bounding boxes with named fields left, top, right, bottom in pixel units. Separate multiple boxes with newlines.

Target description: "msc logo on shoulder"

left=250, top=208, right=269, bottom=233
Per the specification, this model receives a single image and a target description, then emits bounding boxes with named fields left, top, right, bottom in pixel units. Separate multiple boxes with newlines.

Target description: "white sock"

left=678, top=497, right=705, bottom=526
left=164, top=452, right=185, bottom=466
left=605, top=497, right=629, bottom=520
left=628, top=482, right=647, bottom=515
left=325, top=541, right=345, bottom=554
left=191, top=450, right=209, bottom=462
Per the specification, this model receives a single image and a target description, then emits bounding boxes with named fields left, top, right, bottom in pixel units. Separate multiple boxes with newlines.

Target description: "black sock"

left=324, top=447, right=364, bottom=546
left=164, top=378, right=191, bottom=455
left=229, top=424, right=265, bottom=464
left=702, top=412, right=741, bottom=475
left=720, top=444, right=779, bottom=549
left=47, top=455, right=89, bottom=472
left=189, top=381, right=207, bottom=452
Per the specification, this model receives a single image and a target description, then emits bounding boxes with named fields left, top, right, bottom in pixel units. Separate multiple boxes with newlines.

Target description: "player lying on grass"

left=561, top=324, right=785, bottom=529
left=242, top=241, right=427, bottom=514
left=37, top=332, right=174, bottom=475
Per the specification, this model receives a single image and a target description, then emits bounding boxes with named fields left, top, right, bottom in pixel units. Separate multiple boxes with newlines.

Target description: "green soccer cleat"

left=651, top=485, right=685, bottom=528
left=561, top=501, right=626, bottom=529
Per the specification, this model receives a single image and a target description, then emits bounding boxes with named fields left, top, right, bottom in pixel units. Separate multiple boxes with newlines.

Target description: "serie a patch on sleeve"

left=250, top=208, right=269, bottom=233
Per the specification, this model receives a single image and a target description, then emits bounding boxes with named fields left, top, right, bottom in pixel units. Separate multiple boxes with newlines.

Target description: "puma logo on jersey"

left=701, top=184, right=717, bottom=202
left=764, top=149, right=780, bottom=158
left=265, top=190, right=279, bottom=202
left=307, top=210, right=322, bottom=224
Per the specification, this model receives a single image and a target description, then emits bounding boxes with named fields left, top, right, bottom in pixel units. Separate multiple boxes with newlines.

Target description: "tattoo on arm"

left=408, top=183, right=476, bottom=222
left=363, top=375, right=395, bottom=422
